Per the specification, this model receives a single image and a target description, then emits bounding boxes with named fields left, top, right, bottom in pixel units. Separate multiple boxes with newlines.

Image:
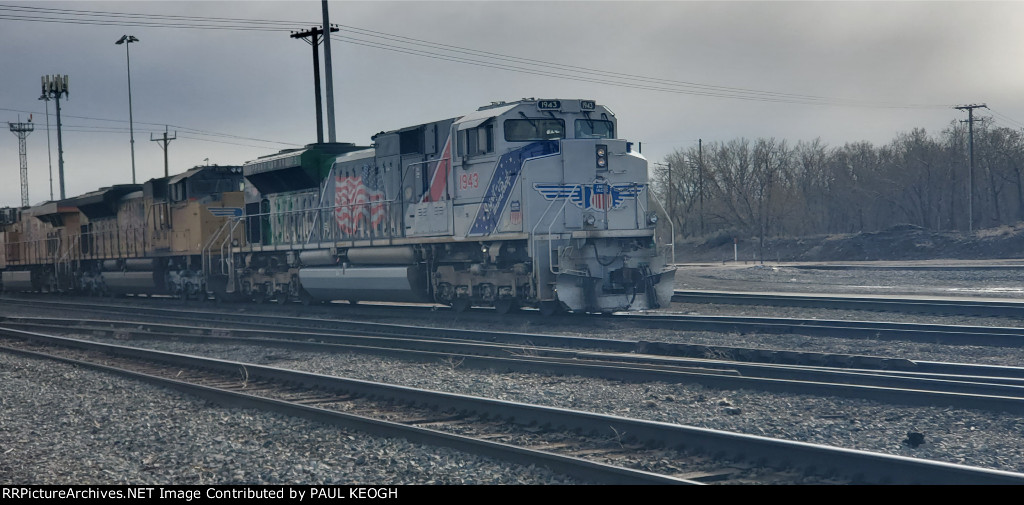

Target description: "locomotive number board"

left=537, top=99, right=596, bottom=111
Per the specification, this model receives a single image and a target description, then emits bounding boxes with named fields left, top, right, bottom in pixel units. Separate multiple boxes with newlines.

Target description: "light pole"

left=116, top=34, right=139, bottom=184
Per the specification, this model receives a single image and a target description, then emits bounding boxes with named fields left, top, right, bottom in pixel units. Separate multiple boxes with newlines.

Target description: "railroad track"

left=621, top=312, right=1024, bottom=346
left=7, top=295, right=1024, bottom=348
left=9, top=313, right=1024, bottom=415
left=4, top=326, right=1022, bottom=485
left=672, top=290, right=1024, bottom=318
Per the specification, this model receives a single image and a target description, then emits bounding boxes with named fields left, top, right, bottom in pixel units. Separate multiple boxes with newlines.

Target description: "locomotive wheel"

left=277, top=293, right=288, bottom=305
left=254, top=283, right=271, bottom=304
left=494, top=298, right=517, bottom=315
left=451, top=297, right=471, bottom=313
left=539, top=300, right=561, bottom=317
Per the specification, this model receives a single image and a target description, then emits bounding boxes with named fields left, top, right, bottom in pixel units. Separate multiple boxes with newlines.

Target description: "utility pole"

left=150, top=126, right=177, bottom=178
left=42, top=75, right=69, bottom=200
left=955, top=104, right=987, bottom=232
left=291, top=24, right=338, bottom=144
left=8, top=119, right=34, bottom=207
left=321, top=0, right=337, bottom=142
left=698, top=138, right=704, bottom=236
left=667, top=161, right=672, bottom=229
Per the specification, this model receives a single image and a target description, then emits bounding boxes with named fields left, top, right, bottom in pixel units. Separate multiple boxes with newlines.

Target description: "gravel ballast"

left=4, top=263, right=1024, bottom=483
left=0, top=353, right=580, bottom=485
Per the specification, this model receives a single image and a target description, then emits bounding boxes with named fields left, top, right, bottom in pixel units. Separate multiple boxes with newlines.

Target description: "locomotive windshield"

left=574, top=119, right=614, bottom=139
left=503, top=119, right=565, bottom=141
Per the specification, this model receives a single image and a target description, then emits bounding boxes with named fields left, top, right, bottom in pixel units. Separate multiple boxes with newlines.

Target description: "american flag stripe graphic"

left=335, top=176, right=386, bottom=234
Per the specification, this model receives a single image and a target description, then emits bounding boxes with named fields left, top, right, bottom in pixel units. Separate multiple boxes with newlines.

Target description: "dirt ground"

left=676, top=223, right=1024, bottom=263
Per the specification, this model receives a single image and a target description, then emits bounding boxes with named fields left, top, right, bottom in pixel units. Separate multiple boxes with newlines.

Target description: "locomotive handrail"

left=306, top=174, right=334, bottom=247
left=54, top=234, right=77, bottom=292
left=201, top=217, right=233, bottom=279
left=529, top=187, right=567, bottom=295
left=222, top=218, right=244, bottom=290
left=529, top=183, right=587, bottom=287
left=246, top=198, right=401, bottom=248
left=547, top=186, right=588, bottom=277
left=646, top=188, right=675, bottom=266
left=221, top=218, right=241, bottom=274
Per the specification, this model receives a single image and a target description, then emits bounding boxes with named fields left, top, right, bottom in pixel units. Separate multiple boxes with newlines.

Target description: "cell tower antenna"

left=41, top=74, right=69, bottom=199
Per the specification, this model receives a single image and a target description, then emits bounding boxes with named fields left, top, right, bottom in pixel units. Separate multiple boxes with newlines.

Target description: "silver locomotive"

left=222, top=98, right=676, bottom=313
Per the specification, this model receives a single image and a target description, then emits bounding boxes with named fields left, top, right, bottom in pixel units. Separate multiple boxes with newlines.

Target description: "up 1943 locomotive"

left=0, top=99, right=675, bottom=314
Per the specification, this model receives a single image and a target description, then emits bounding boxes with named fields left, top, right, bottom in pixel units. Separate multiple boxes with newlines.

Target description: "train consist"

left=0, top=99, right=675, bottom=314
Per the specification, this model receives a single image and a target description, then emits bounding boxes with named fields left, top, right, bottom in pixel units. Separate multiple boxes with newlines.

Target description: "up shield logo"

left=534, top=180, right=644, bottom=211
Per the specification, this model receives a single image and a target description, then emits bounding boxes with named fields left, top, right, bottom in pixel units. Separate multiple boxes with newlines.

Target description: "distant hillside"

left=675, top=223, right=1024, bottom=263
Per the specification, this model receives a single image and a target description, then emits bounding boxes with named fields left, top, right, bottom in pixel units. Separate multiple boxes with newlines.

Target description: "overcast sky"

left=1, top=1, right=1022, bottom=206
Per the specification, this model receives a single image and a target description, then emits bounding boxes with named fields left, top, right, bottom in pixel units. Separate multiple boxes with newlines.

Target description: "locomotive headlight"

left=596, top=144, right=608, bottom=170
left=584, top=213, right=597, bottom=226
left=646, top=212, right=659, bottom=226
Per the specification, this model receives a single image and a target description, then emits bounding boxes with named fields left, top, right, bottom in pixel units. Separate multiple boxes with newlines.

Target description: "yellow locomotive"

left=0, top=165, right=245, bottom=298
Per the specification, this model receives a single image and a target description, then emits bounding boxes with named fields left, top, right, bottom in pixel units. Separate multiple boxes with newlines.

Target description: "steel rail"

left=3, top=326, right=1023, bottom=484
left=0, top=341, right=692, bottom=485
left=9, top=296, right=1024, bottom=348
left=12, top=316, right=1024, bottom=393
left=672, top=290, right=1024, bottom=318
left=11, top=316, right=1024, bottom=418
left=619, top=313, right=1024, bottom=346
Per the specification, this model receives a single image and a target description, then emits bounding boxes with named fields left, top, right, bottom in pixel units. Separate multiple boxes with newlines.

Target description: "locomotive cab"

left=430, top=98, right=675, bottom=312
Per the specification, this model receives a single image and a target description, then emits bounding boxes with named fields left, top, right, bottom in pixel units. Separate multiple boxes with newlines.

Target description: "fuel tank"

left=298, top=265, right=431, bottom=303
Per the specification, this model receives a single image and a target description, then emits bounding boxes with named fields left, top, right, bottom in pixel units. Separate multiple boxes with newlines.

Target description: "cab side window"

left=504, top=119, right=565, bottom=142
left=458, top=124, right=493, bottom=156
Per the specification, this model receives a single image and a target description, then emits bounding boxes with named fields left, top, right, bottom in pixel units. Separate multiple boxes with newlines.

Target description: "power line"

left=329, top=24, right=947, bottom=109
left=328, top=34, right=941, bottom=109
left=174, top=134, right=301, bottom=150
left=0, top=3, right=954, bottom=110
left=988, top=108, right=1024, bottom=130
left=1, top=106, right=301, bottom=147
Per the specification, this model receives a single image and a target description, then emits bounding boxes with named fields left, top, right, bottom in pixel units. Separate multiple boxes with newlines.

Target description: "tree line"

left=652, top=121, right=1024, bottom=248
